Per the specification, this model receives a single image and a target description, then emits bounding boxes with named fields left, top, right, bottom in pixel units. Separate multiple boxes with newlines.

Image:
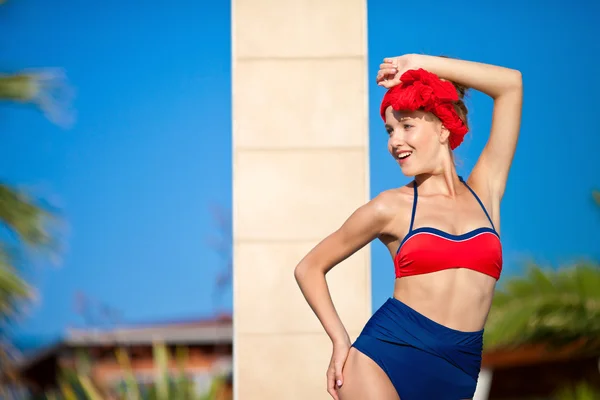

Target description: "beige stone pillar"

left=232, top=1, right=371, bottom=398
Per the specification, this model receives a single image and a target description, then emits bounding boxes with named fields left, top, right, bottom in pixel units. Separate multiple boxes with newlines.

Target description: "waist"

left=393, top=270, right=495, bottom=332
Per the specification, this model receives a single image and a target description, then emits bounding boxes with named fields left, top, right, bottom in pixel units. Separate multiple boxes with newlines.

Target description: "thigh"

left=337, top=347, right=400, bottom=400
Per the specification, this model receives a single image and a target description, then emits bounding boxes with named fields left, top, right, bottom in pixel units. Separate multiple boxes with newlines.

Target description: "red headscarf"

left=380, top=68, right=468, bottom=150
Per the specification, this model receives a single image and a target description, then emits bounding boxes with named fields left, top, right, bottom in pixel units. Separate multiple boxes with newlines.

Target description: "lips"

left=396, top=151, right=412, bottom=164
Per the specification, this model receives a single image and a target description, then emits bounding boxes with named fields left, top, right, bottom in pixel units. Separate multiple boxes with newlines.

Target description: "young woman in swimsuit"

left=294, top=54, right=522, bottom=400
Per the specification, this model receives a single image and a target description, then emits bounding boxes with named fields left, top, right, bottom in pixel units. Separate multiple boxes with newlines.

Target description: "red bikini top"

left=394, top=176, right=503, bottom=280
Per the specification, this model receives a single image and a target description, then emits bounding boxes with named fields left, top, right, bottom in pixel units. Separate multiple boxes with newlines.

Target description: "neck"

left=414, top=156, right=462, bottom=197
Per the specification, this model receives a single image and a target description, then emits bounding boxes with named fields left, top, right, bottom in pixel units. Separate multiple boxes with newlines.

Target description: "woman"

left=294, top=54, right=522, bottom=400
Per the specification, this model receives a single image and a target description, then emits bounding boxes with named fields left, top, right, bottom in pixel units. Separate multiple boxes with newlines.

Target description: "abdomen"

left=393, top=268, right=496, bottom=332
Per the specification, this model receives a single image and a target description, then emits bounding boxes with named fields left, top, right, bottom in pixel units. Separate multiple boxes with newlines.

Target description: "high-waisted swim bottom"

left=352, top=297, right=484, bottom=400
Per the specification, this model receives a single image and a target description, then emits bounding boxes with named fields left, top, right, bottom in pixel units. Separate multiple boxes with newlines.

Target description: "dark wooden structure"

left=6, top=315, right=233, bottom=398
left=482, top=340, right=600, bottom=399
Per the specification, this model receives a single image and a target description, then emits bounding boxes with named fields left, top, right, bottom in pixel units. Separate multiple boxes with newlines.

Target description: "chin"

left=399, top=166, right=417, bottom=177
left=399, top=163, right=431, bottom=178
left=398, top=160, right=417, bottom=176
left=396, top=155, right=429, bottom=177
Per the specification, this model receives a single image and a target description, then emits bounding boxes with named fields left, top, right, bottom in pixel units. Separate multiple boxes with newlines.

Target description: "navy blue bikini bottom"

left=352, top=297, right=484, bottom=400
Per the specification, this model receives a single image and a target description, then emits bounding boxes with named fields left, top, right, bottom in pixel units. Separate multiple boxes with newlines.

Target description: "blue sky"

left=2, top=0, right=599, bottom=344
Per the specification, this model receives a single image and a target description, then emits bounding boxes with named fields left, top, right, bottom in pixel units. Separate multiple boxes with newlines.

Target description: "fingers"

left=379, top=79, right=400, bottom=89
left=376, top=68, right=398, bottom=82
left=327, top=368, right=340, bottom=400
left=376, top=75, right=401, bottom=89
left=378, top=67, right=398, bottom=77
left=379, top=62, right=396, bottom=70
left=376, top=59, right=399, bottom=89
left=334, top=361, right=344, bottom=389
left=377, top=57, right=402, bottom=88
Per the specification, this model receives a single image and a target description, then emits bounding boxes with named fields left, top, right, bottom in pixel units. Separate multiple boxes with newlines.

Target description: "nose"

left=389, top=128, right=406, bottom=148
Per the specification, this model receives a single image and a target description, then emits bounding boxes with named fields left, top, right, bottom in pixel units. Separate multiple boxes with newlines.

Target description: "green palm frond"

left=0, top=246, right=32, bottom=387
left=115, top=347, right=141, bottom=400
left=0, top=183, right=58, bottom=354
left=0, top=245, right=32, bottom=320
left=555, top=381, right=600, bottom=400
left=153, top=341, right=170, bottom=400
left=0, top=73, right=36, bottom=102
left=485, top=262, right=600, bottom=350
left=51, top=344, right=231, bottom=399
left=0, top=183, right=57, bottom=250
left=0, top=70, right=75, bottom=128
left=0, top=265, right=31, bottom=317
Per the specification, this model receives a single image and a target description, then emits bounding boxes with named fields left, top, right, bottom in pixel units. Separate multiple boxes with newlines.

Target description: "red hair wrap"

left=380, top=68, right=468, bottom=150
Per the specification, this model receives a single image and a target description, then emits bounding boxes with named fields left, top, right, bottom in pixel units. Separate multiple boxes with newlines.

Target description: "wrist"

left=409, top=53, right=436, bottom=72
left=331, top=333, right=351, bottom=347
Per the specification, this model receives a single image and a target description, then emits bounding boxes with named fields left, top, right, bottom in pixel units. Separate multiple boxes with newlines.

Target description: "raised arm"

left=379, top=54, right=523, bottom=200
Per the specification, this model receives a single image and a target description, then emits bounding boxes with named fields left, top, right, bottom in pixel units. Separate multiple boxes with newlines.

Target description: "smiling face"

left=384, top=107, right=452, bottom=177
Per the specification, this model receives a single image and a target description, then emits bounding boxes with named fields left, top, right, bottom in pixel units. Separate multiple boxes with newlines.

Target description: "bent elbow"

left=294, top=260, right=324, bottom=284
left=511, top=69, right=523, bottom=91
left=294, top=263, right=307, bottom=283
left=496, top=69, right=522, bottom=101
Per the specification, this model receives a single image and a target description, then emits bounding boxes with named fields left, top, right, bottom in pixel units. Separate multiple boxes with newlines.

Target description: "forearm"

left=412, top=54, right=522, bottom=100
left=294, top=266, right=350, bottom=346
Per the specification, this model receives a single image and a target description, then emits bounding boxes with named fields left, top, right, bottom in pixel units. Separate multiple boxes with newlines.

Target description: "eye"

left=403, top=124, right=413, bottom=129
left=385, top=128, right=393, bottom=136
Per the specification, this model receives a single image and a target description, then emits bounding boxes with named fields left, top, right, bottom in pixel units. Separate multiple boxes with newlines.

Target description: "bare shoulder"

left=369, top=189, right=401, bottom=214
left=299, top=184, right=414, bottom=273
left=367, top=185, right=414, bottom=235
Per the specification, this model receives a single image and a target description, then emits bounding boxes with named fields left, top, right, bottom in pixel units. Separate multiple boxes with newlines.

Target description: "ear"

left=439, top=125, right=451, bottom=145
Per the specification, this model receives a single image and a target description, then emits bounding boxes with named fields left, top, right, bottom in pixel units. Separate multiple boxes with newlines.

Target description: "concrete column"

left=231, top=0, right=371, bottom=398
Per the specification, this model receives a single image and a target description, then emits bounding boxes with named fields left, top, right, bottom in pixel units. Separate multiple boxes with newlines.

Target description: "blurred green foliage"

left=38, top=342, right=231, bottom=400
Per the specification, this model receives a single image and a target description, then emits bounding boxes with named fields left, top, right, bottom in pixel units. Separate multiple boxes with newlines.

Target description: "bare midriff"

left=393, top=268, right=496, bottom=332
